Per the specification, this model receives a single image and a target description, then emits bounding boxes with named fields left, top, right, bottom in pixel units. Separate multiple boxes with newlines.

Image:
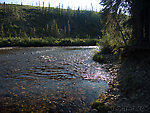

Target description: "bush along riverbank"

left=92, top=46, right=150, bottom=113
left=0, top=37, right=98, bottom=47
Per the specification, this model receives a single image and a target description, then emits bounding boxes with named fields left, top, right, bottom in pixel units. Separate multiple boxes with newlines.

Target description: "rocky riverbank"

left=92, top=48, right=150, bottom=113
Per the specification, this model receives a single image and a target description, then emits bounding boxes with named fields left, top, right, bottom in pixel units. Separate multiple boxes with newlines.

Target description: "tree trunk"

left=132, top=0, right=150, bottom=46
left=113, top=16, right=127, bottom=46
left=132, top=0, right=144, bottom=46
left=143, top=1, right=150, bottom=45
left=149, top=7, right=150, bottom=44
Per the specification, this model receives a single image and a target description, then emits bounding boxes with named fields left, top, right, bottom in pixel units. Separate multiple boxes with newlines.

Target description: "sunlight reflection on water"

left=0, top=46, right=109, bottom=113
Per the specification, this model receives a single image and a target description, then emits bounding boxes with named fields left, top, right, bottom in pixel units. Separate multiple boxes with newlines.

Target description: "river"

left=0, top=46, right=110, bottom=113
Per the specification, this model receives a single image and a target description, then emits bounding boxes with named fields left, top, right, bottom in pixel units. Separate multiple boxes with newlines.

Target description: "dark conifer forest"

left=0, top=3, right=102, bottom=39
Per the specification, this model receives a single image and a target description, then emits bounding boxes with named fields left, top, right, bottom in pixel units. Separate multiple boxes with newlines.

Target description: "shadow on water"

left=0, top=46, right=110, bottom=113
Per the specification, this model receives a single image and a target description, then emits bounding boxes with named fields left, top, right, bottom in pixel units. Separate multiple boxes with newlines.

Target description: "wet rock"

left=49, top=103, right=57, bottom=110
left=89, top=109, right=98, bottom=113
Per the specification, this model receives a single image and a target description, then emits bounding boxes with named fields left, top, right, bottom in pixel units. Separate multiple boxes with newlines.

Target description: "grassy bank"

left=0, top=37, right=98, bottom=47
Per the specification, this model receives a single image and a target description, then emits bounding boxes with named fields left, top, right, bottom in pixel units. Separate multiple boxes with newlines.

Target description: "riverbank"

left=92, top=47, right=150, bottom=113
left=0, top=37, right=98, bottom=47
left=0, top=47, right=15, bottom=50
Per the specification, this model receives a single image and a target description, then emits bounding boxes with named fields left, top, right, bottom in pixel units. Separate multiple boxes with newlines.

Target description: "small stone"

left=90, top=109, right=98, bottom=113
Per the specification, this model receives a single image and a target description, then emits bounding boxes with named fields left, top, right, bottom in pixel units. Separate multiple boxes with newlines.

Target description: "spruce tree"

left=0, top=24, right=4, bottom=38
left=67, top=20, right=70, bottom=37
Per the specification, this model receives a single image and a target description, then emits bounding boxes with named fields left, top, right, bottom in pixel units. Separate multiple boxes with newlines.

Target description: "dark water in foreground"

left=0, top=46, right=110, bottom=113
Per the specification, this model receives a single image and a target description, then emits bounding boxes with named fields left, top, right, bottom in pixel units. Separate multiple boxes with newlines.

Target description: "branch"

left=113, top=16, right=127, bottom=46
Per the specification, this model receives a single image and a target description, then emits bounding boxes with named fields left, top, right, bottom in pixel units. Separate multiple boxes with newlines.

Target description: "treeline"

left=0, top=37, right=98, bottom=47
left=0, top=3, right=102, bottom=39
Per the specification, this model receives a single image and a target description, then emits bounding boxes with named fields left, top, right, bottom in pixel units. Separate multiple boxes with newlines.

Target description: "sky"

left=1, top=0, right=102, bottom=11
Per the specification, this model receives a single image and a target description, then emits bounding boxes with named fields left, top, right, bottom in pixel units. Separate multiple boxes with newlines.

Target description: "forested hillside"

left=0, top=3, right=102, bottom=38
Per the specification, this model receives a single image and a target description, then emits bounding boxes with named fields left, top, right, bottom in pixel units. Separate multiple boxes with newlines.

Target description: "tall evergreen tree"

left=100, top=0, right=150, bottom=46
left=43, top=1, right=44, bottom=7
left=33, top=27, right=36, bottom=37
left=67, top=20, right=71, bottom=37
left=39, top=1, right=40, bottom=7
left=91, top=3, right=93, bottom=11
left=46, top=24, right=49, bottom=36
left=64, top=26, right=67, bottom=36
left=0, top=24, right=4, bottom=38
left=49, top=3, right=50, bottom=8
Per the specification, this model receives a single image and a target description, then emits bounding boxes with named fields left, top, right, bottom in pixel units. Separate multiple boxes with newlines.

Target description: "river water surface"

left=0, top=46, right=110, bottom=113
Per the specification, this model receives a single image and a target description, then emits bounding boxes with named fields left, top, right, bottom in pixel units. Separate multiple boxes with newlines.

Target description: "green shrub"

left=91, top=100, right=111, bottom=112
left=93, top=52, right=104, bottom=63
left=0, top=37, right=98, bottom=47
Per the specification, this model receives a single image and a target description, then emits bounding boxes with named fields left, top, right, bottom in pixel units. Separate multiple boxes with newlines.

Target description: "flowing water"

left=0, top=46, right=111, bottom=113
